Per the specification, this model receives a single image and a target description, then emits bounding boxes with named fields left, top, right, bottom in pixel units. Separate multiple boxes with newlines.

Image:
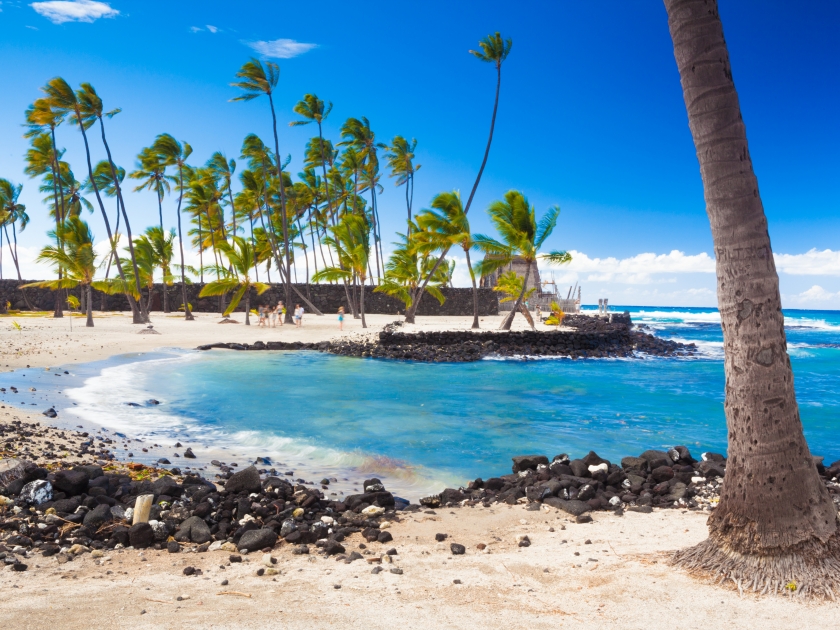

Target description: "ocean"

left=2, top=306, right=838, bottom=500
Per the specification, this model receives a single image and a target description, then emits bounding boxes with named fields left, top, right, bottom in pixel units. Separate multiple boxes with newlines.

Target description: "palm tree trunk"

left=48, top=139, right=64, bottom=319
left=5, top=224, right=35, bottom=311
left=499, top=264, right=529, bottom=331
left=407, top=57, right=504, bottom=324
left=95, top=116, right=148, bottom=323
left=175, top=163, right=194, bottom=320
left=665, top=0, right=839, bottom=592
left=102, top=198, right=121, bottom=311
left=80, top=116, right=142, bottom=322
left=244, top=291, right=251, bottom=326
left=85, top=284, right=94, bottom=327
left=267, top=93, right=294, bottom=324
left=360, top=275, right=367, bottom=329
left=465, top=247, right=480, bottom=329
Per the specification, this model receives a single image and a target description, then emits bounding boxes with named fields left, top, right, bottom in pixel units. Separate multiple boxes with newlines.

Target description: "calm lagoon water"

left=2, top=306, right=839, bottom=498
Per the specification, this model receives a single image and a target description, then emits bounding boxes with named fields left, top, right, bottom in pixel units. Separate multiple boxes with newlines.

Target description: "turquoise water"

left=2, top=306, right=839, bottom=497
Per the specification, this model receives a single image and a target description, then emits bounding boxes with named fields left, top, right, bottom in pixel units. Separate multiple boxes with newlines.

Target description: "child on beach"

left=338, top=306, right=345, bottom=331
left=269, top=304, right=278, bottom=328
left=294, top=304, right=303, bottom=327
left=277, top=301, right=285, bottom=326
left=257, top=305, right=266, bottom=327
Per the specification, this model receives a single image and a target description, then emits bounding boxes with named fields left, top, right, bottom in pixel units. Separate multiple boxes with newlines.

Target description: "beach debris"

left=138, top=325, right=161, bottom=335
left=450, top=543, right=466, bottom=555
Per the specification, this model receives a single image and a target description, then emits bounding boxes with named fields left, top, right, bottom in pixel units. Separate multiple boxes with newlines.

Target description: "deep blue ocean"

left=2, top=306, right=838, bottom=499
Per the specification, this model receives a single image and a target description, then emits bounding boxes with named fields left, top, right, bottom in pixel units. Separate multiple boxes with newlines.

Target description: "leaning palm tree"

left=22, top=217, right=98, bottom=327
left=384, top=136, right=421, bottom=232
left=664, top=0, right=840, bottom=596
left=207, top=152, right=237, bottom=239
left=313, top=214, right=372, bottom=328
left=84, top=160, right=125, bottom=308
left=44, top=78, right=147, bottom=323
left=153, top=133, right=194, bottom=320
left=473, top=190, right=570, bottom=330
left=415, top=191, right=481, bottom=328
left=0, top=180, right=35, bottom=310
left=199, top=236, right=269, bottom=325
left=404, top=32, right=512, bottom=324
left=230, top=59, right=294, bottom=323
left=375, top=224, right=447, bottom=314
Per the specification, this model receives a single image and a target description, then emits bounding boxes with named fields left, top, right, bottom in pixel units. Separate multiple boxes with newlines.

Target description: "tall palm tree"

left=22, top=131, right=66, bottom=316
left=84, top=160, right=125, bottom=308
left=231, top=59, right=294, bottom=323
left=24, top=99, right=68, bottom=237
left=473, top=190, right=570, bottom=330
left=384, top=136, right=421, bottom=233
left=199, top=236, right=269, bottom=325
left=153, top=133, right=194, bottom=320
left=130, top=146, right=172, bottom=231
left=44, top=78, right=146, bottom=323
left=0, top=180, right=35, bottom=310
left=313, top=214, right=372, bottom=328
left=415, top=191, right=480, bottom=328
left=404, top=32, right=512, bottom=324
left=664, top=0, right=839, bottom=595
left=22, top=217, right=98, bottom=327
left=290, top=94, right=335, bottom=228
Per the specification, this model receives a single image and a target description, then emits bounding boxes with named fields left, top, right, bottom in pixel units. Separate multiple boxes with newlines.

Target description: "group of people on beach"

left=256, top=301, right=305, bottom=328
left=255, top=301, right=348, bottom=330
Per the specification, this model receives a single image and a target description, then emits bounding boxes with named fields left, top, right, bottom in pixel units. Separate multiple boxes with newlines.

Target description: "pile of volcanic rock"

left=419, top=448, right=840, bottom=519
left=198, top=315, right=697, bottom=363
left=0, top=460, right=408, bottom=571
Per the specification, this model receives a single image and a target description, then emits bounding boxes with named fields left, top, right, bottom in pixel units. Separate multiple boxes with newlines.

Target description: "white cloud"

left=563, top=249, right=716, bottom=275
left=774, top=249, right=840, bottom=276
left=244, top=38, right=317, bottom=59
left=189, top=25, right=202, bottom=32
left=31, top=0, right=118, bottom=24
left=206, top=24, right=219, bottom=33
left=787, top=285, right=840, bottom=304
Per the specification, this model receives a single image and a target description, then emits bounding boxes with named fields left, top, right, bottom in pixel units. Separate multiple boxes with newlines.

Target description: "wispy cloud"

left=189, top=25, right=202, bottom=32
left=206, top=24, right=219, bottom=33
left=774, top=249, right=840, bottom=276
left=787, top=285, right=840, bottom=304
left=244, top=38, right=317, bottom=59
left=31, top=0, right=118, bottom=24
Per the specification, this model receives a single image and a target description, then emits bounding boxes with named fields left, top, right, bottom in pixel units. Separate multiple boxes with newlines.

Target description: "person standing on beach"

left=257, top=305, right=265, bottom=327
left=338, top=306, right=345, bottom=331
left=293, top=304, right=303, bottom=327
left=269, top=303, right=278, bottom=328
left=277, top=301, right=285, bottom=326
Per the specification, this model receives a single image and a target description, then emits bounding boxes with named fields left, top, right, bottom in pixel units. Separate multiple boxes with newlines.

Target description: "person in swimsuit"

left=338, top=306, right=345, bottom=331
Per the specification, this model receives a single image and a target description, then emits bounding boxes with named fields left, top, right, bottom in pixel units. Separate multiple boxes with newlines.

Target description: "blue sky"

left=0, top=0, right=837, bottom=307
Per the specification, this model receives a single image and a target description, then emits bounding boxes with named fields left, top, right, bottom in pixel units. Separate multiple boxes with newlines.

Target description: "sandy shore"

left=0, top=310, right=542, bottom=371
left=1, top=311, right=838, bottom=627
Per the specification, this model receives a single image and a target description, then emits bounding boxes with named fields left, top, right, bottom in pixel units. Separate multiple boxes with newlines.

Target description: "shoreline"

left=2, top=313, right=840, bottom=626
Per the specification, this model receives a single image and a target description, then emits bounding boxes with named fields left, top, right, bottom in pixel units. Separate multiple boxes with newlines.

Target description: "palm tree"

left=43, top=78, right=147, bottom=323
left=290, top=95, right=335, bottom=227
left=129, top=146, right=172, bottom=231
left=664, top=0, right=839, bottom=595
left=415, top=191, right=481, bottom=328
left=313, top=214, right=372, bottom=328
left=404, top=32, right=512, bottom=324
left=0, top=180, right=35, bottom=310
left=199, top=236, right=269, bottom=325
left=22, top=131, right=66, bottom=317
left=473, top=190, right=570, bottom=330
left=152, top=133, right=194, bottom=320
left=145, top=226, right=176, bottom=312
left=84, top=160, right=125, bottom=308
left=207, top=152, right=237, bottom=239
left=24, top=99, right=68, bottom=235
left=231, top=59, right=294, bottom=323
left=384, top=136, right=421, bottom=232
left=22, top=217, right=98, bottom=327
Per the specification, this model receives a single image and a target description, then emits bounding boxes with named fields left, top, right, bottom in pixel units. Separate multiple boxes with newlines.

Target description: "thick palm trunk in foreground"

left=665, top=0, right=839, bottom=596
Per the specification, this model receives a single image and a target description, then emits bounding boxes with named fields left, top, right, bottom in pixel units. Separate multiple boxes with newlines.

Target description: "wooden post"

left=133, top=494, right=154, bottom=525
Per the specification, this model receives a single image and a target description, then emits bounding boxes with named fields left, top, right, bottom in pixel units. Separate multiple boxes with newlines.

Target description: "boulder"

left=639, top=450, right=671, bottom=470
left=20, top=480, right=52, bottom=505
left=581, top=451, right=610, bottom=468
left=174, top=516, right=212, bottom=544
left=568, top=460, right=590, bottom=478
left=440, top=488, right=465, bottom=504
left=53, top=470, right=88, bottom=496
left=152, top=476, right=184, bottom=497
left=74, top=465, right=104, bottom=480
left=83, top=503, right=112, bottom=530
left=511, top=455, right=549, bottom=474
left=650, top=466, right=675, bottom=483
left=225, top=466, right=262, bottom=494
left=238, top=528, right=277, bottom=552
left=543, top=497, right=590, bottom=516
left=620, top=457, right=649, bottom=474
left=128, top=522, right=155, bottom=549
